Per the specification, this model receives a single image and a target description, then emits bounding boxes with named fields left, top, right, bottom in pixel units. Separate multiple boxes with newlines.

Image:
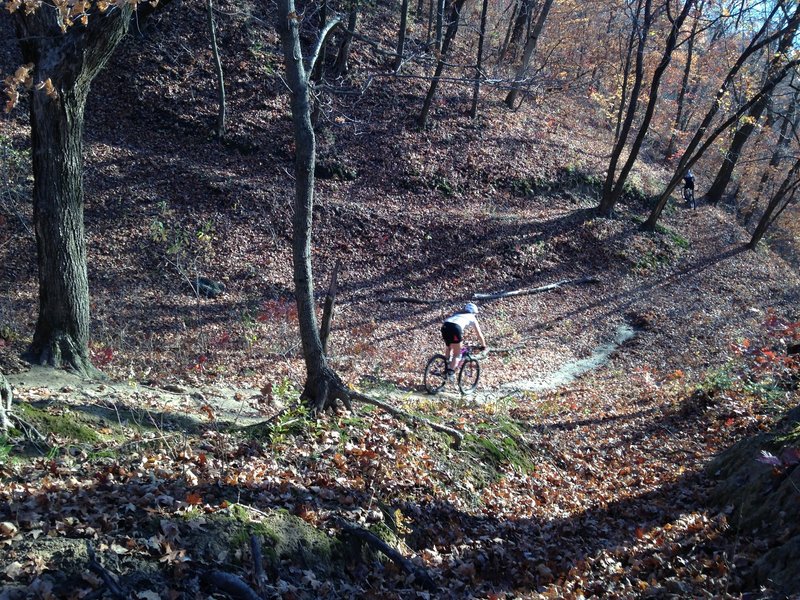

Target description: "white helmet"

left=464, top=302, right=479, bottom=314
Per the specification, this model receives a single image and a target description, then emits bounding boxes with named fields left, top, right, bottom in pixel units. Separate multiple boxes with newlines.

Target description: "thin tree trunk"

left=614, top=0, right=644, bottom=144
left=0, top=371, right=11, bottom=434
left=470, top=0, right=490, bottom=118
left=334, top=0, right=359, bottom=77
left=435, top=0, right=446, bottom=49
left=599, top=0, right=695, bottom=216
left=277, top=0, right=350, bottom=412
left=418, top=0, right=468, bottom=128
left=15, top=7, right=134, bottom=378
left=503, top=0, right=535, bottom=64
left=395, top=0, right=411, bottom=71
left=598, top=0, right=653, bottom=216
left=705, top=18, right=800, bottom=204
left=664, top=8, right=700, bottom=158
left=498, top=1, right=519, bottom=64
left=312, top=0, right=329, bottom=81
left=749, top=157, right=800, bottom=249
left=206, top=0, right=226, bottom=137
left=504, top=0, right=554, bottom=108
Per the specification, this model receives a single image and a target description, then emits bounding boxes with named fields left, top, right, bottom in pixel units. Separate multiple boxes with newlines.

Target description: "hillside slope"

left=1, top=2, right=800, bottom=598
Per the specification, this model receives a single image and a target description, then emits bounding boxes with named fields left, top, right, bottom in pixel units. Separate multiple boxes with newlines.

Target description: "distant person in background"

left=683, top=170, right=696, bottom=208
left=441, top=303, right=487, bottom=381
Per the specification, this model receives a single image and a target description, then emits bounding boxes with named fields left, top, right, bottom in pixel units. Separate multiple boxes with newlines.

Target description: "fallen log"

left=349, top=390, right=463, bottom=448
left=473, top=275, right=600, bottom=300
left=341, top=523, right=437, bottom=592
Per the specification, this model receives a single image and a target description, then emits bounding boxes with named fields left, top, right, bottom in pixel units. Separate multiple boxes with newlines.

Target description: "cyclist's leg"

left=447, top=342, right=462, bottom=372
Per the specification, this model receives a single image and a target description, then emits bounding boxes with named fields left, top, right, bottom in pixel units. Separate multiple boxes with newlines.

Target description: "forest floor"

left=2, top=0, right=800, bottom=597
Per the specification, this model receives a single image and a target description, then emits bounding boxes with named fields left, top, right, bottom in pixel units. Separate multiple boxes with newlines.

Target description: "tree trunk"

left=504, top=0, right=554, bottom=108
left=613, top=0, right=644, bottom=144
left=598, top=0, right=694, bottom=216
left=748, top=157, right=800, bottom=249
left=435, top=0, right=446, bottom=49
left=502, top=0, right=534, bottom=64
left=598, top=0, right=653, bottom=217
left=664, top=8, right=699, bottom=159
left=469, top=0, right=489, bottom=118
left=206, top=0, right=227, bottom=137
left=498, top=1, right=519, bottom=65
left=277, top=0, right=350, bottom=412
left=395, top=0, right=411, bottom=71
left=15, top=8, right=134, bottom=378
left=334, top=0, right=359, bottom=77
left=705, top=19, right=799, bottom=204
left=418, top=0, right=468, bottom=128
left=0, top=371, right=11, bottom=435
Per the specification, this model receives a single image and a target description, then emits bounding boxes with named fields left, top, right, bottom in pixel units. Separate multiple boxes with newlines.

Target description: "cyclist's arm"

left=473, top=320, right=487, bottom=348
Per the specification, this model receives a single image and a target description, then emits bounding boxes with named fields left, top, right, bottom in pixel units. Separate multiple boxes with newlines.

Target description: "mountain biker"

left=683, top=170, right=696, bottom=207
left=441, top=303, right=487, bottom=381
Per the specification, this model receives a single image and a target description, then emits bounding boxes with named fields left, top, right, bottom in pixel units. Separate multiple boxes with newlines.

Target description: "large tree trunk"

left=501, top=0, right=534, bottom=64
left=277, top=0, right=350, bottom=412
left=705, top=19, right=799, bottom=205
left=15, top=8, right=133, bottom=378
left=504, top=0, right=554, bottom=108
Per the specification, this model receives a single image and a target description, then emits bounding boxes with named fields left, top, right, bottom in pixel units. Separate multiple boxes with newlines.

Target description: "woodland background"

left=0, top=0, right=799, bottom=597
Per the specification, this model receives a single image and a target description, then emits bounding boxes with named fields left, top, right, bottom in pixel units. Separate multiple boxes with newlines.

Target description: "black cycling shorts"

left=684, top=179, right=695, bottom=190
left=441, top=322, right=463, bottom=345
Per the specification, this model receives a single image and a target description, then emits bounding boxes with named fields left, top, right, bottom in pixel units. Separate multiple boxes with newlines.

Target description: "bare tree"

left=418, top=0, right=468, bottom=128
left=334, top=0, right=359, bottom=77
left=470, top=0, right=490, bottom=117
left=504, top=0, right=555, bottom=108
left=276, top=0, right=350, bottom=411
left=206, top=0, right=226, bottom=137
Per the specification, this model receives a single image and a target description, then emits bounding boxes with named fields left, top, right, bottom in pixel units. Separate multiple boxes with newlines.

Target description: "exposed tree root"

left=26, top=331, right=105, bottom=380
left=340, top=522, right=437, bottom=592
left=302, top=366, right=353, bottom=414
left=200, top=570, right=262, bottom=600
left=349, top=390, right=463, bottom=448
left=86, top=542, right=127, bottom=599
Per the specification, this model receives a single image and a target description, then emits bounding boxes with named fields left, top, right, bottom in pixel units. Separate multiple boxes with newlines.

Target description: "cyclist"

left=441, top=302, right=487, bottom=382
left=683, top=170, right=696, bottom=208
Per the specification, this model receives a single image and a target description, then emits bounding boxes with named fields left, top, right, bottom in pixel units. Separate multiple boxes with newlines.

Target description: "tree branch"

left=307, top=16, right=343, bottom=79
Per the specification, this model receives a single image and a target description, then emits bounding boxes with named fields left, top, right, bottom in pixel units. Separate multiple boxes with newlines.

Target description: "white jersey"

left=444, top=312, right=478, bottom=331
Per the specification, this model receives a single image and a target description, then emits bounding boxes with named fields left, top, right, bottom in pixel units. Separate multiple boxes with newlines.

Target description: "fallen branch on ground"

left=86, top=542, right=127, bottom=600
left=350, top=390, right=463, bottom=448
left=473, top=275, right=600, bottom=300
left=340, top=522, right=437, bottom=592
left=378, top=296, right=441, bottom=305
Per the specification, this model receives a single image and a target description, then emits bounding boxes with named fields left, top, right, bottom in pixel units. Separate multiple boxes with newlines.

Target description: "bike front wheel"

left=424, top=354, right=448, bottom=394
left=458, top=357, right=480, bottom=395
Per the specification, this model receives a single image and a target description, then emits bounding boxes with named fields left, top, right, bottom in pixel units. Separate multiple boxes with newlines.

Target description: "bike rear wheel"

left=424, top=354, right=448, bottom=394
left=458, top=357, right=480, bottom=395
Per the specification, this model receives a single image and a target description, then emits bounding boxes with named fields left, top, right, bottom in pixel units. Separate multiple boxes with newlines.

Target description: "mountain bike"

left=423, top=346, right=483, bottom=395
left=682, top=184, right=696, bottom=209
